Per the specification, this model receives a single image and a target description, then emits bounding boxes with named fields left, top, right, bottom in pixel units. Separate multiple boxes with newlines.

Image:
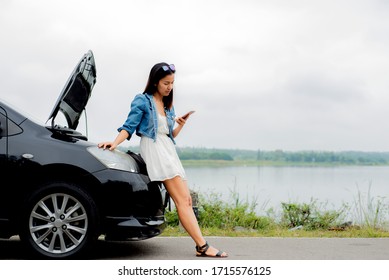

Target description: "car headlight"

left=87, top=146, right=139, bottom=172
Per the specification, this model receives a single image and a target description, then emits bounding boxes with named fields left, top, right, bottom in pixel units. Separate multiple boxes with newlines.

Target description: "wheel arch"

left=13, top=163, right=104, bottom=231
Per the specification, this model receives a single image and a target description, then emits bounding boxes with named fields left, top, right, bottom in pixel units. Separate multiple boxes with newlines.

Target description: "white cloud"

left=1, top=0, right=389, bottom=151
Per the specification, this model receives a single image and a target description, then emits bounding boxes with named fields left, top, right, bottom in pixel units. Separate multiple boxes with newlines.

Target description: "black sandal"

left=195, top=241, right=227, bottom=258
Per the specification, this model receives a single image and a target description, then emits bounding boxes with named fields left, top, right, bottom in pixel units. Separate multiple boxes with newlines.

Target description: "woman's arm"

left=98, top=94, right=145, bottom=150
left=98, top=129, right=130, bottom=150
left=172, top=116, right=187, bottom=138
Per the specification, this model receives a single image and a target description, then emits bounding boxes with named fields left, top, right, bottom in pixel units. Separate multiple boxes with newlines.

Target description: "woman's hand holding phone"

left=181, top=110, right=195, bottom=120
left=175, top=111, right=195, bottom=126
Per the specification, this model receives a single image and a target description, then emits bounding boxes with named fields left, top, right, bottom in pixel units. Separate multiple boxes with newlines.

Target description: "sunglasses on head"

left=162, top=64, right=176, bottom=72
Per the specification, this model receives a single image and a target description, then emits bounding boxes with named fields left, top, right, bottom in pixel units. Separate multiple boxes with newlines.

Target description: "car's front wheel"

left=20, top=182, right=99, bottom=259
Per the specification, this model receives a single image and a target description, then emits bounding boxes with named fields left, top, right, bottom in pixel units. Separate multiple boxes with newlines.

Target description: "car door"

left=0, top=105, right=24, bottom=219
left=0, top=106, right=8, bottom=217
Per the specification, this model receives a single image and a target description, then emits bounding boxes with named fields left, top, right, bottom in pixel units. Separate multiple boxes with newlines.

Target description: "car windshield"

left=0, top=98, right=88, bottom=135
left=0, top=98, right=46, bottom=125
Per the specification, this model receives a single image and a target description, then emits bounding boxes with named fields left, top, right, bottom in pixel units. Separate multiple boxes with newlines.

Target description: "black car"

left=0, top=50, right=168, bottom=259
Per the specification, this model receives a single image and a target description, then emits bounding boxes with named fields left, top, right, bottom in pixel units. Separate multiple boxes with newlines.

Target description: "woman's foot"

left=196, top=241, right=228, bottom=258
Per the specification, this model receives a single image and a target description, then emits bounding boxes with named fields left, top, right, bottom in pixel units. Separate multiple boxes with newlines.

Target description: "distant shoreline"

left=181, top=159, right=389, bottom=167
left=123, top=146, right=389, bottom=167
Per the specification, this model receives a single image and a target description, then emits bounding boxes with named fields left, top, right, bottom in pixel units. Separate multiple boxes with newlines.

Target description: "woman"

left=98, top=62, right=228, bottom=258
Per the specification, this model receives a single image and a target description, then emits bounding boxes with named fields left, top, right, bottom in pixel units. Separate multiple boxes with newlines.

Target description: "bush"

left=165, top=208, right=180, bottom=226
left=281, top=200, right=344, bottom=230
left=165, top=192, right=275, bottom=230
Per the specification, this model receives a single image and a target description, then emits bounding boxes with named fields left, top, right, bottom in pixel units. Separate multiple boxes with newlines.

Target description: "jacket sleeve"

left=117, top=94, right=145, bottom=140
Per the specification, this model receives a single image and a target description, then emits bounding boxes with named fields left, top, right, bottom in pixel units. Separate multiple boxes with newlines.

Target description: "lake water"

left=184, top=166, right=389, bottom=223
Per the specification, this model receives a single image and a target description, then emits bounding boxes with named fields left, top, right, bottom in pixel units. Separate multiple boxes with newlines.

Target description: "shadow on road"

left=0, top=237, right=160, bottom=260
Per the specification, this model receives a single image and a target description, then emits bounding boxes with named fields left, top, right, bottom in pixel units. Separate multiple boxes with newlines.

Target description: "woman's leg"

left=163, top=176, right=227, bottom=257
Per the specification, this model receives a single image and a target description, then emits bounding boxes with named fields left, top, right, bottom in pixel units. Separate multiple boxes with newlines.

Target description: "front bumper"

left=103, top=215, right=166, bottom=241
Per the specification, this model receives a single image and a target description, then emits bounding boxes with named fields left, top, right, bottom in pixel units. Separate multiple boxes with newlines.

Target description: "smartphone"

left=181, top=110, right=195, bottom=120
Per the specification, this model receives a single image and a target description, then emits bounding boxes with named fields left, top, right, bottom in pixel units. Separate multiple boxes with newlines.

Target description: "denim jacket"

left=117, top=93, right=177, bottom=144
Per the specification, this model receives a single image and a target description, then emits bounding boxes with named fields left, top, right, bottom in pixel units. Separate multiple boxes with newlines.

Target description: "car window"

left=0, top=111, right=5, bottom=137
left=0, top=111, right=23, bottom=137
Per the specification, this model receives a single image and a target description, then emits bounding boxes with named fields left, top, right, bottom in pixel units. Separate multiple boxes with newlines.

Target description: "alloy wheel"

left=28, top=192, right=88, bottom=255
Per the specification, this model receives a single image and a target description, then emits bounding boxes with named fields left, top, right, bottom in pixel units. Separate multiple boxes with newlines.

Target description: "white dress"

left=140, top=113, right=186, bottom=181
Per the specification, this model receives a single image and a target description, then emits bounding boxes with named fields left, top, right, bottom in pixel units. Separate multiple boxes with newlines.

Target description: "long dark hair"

left=143, top=62, right=175, bottom=109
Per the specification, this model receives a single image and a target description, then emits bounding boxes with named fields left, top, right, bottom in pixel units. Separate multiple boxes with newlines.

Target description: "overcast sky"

left=1, top=0, right=389, bottom=151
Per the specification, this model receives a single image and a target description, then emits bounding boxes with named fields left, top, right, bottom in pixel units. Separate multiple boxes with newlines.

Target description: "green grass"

left=161, top=226, right=389, bottom=238
left=162, top=189, right=389, bottom=238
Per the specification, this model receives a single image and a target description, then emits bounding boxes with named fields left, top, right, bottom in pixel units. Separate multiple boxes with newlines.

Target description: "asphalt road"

left=0, top=236, right=388, bottom=260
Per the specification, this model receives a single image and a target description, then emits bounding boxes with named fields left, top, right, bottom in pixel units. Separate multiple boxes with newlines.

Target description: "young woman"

left=98, top=62, right=228, bottom=258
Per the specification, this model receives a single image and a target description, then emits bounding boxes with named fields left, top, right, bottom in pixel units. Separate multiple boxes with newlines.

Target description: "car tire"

left=19, top=181, right=99, bottom=259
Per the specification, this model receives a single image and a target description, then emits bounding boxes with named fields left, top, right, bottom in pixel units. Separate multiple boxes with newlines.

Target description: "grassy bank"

left=161, top=226, right=389, bottom=238
left=161, top=190, right=389, bottom=238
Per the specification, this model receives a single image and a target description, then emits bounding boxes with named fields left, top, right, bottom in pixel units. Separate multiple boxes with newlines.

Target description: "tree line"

left=176, top=147, right=389, bottom=165
left=124, top=146, right=389, bottom=165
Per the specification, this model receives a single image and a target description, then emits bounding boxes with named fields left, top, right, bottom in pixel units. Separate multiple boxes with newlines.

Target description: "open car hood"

left=47, top=50, right=97, bottom=130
